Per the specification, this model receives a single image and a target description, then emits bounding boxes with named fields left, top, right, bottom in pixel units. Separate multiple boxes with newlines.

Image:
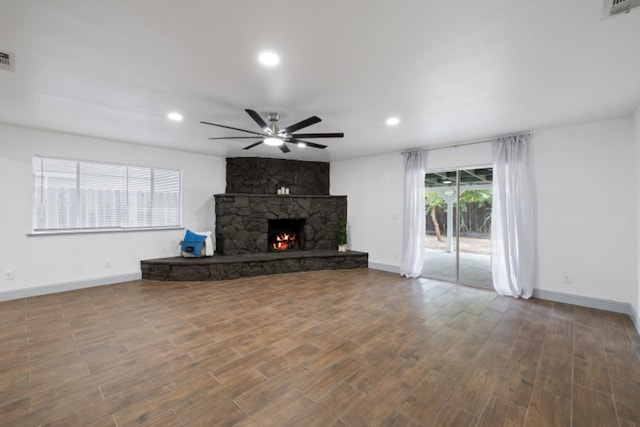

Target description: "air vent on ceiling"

left=0, top=51, right=15, bottom=72
left=606, top=0, right=640, bottom=16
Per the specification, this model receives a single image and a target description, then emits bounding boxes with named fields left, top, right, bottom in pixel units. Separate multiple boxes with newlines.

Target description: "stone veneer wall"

left=226, top=157, right=330, bottom=195
left=215, top=194, right=346, bottom=255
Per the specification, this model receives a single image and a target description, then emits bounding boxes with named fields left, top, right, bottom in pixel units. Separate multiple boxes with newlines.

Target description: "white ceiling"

left=1, top=1, right=639, bottom=162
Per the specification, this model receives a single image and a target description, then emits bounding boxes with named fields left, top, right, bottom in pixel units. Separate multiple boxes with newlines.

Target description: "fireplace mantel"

left=215, top=194, right=347, bottom=255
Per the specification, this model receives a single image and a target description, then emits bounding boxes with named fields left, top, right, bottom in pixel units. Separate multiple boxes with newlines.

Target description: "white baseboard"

left=628, top=303, right=640, bottom=335
left=532, top=289, right=639, bottom=334
left=2, top=268, right=639, bottom=336
left=366, top=267, right=640, bottom=335
left=368, top=262, right=400, bottom=274
left=532, top=288, right=631, bottom=314
left=0, top=273, right=141, bottom=302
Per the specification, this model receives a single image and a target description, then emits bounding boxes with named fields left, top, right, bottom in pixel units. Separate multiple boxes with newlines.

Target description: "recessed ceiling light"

left=167, top=112, right=183, bottom=121
left=258, top=52, right=280, bottom=67
left=297, top=142, right=306, bottom=148
left=264, top=137, right=283, bottom=146
left=386, top=117, right=400, bottom=126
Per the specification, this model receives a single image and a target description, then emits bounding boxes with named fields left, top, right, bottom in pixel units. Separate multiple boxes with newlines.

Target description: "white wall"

left=633, top=105, right=640, bottom=319
left=426, top=141, right=492, bottom=172
left=0, top=124, right=225, bottom=298
left=331, top=117, right=637, bottom=306
left=532, top=118, right=635, bottom=304
left=331, top=153, right=404, bottom=267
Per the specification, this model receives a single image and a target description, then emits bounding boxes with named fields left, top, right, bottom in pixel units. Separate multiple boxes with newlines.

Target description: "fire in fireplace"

left=273, top=232, right=296, bottom=250
left=268, top=219, right=305, bottom=251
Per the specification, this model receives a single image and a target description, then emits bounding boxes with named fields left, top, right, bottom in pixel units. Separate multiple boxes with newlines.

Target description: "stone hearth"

left=141, top=249, right=368, bottom=281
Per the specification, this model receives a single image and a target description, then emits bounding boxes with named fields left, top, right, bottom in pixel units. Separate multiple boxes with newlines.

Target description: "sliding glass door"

left=423, top=167, right=493, bottom=288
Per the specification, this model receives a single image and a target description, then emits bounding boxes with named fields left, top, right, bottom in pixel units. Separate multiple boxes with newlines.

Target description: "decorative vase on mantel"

left=337, top=217, right=347, bottom=252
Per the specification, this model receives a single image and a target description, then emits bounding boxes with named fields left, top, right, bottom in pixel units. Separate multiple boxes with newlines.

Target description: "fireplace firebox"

left=268, top=219, right=305, bottom=252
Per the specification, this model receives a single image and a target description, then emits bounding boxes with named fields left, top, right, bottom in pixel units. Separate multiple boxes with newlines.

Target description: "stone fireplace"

left=140, top=157, right=368, bottom=282
left=215, top=157, right=348, bottom=256
left=215, top=194, right=346, bottom=255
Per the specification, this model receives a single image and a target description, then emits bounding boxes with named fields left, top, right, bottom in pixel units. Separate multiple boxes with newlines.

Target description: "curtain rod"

left=401, top=131, right=533, bottom=154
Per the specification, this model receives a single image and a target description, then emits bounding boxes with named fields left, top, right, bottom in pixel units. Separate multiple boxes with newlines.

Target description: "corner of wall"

left=634, top=104, right=640, bottom=324
left=631, top=303, right=640, bottom=335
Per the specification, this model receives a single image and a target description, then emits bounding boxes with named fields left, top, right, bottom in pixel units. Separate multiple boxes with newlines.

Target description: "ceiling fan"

left=201, top=109, right=344, bottom=153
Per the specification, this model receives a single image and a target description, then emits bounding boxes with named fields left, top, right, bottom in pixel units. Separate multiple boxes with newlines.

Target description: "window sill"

left=27, top=226, right=184, bottom=237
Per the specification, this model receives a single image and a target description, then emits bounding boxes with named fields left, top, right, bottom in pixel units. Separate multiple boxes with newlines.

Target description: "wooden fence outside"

left=426, top=203, right=492, bottom=235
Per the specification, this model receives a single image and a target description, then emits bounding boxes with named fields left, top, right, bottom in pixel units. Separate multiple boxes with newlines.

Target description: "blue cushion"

left=181, top=229, right=207, bottom=258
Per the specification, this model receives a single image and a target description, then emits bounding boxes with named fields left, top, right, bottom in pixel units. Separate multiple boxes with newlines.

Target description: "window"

left=32, top=156, right=182, bottom=233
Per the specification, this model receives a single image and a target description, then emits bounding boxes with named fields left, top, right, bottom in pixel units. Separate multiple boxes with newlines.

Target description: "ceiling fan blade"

left=242, top=141, right=264, bottom=150
left=290, top=139, right=327, bottom=149
left=200, top=121, right=266, bottom=137
left=290, top=132, right=344, bottom=139
left=245, top=109, right=269, bottom=131
left=209, top=136, right=266, bottom=140
left=279, top=143, right=291, bottom=153
left=282, top=116, right=321, bottom=134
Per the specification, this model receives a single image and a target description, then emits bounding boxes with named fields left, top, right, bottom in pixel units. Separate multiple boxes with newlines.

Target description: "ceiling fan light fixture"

left=202, top=108, right=343, bottom=152
left=264, top=137, right=283, bottom=146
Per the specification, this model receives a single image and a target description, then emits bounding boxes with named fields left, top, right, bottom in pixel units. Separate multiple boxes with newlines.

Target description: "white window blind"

left=32, top=156, right=182, bottom=232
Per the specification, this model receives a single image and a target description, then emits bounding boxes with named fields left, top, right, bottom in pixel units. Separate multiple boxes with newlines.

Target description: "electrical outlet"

left=4, top=270, right=14, bottom=280
left=563, top=274, right=572, bottom=284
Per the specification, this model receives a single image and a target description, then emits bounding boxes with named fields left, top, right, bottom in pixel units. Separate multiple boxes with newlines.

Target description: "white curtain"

left=491, top=135, right=536, bottom=298
left=401, top=150, right=426, bottom=278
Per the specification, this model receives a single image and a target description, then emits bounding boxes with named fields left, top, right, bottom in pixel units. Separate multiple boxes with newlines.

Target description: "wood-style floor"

left=1, top=269, right=639, bottom=426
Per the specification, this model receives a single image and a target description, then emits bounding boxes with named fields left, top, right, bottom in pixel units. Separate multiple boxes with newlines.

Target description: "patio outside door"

left=422, top=167, right=493, bottom=289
